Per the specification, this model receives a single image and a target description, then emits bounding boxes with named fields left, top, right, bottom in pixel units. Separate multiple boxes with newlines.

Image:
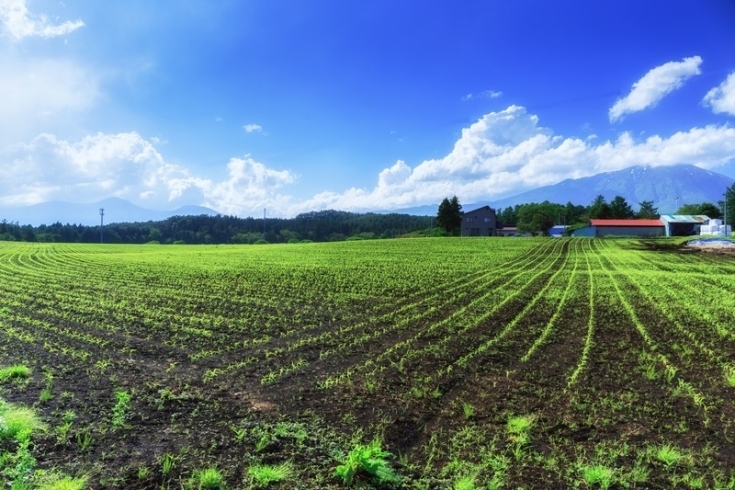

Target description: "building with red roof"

left=574, top=219, right=665, bottom=237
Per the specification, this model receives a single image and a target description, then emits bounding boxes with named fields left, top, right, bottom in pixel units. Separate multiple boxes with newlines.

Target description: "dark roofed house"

left=461, top=206, right=498, bottom=237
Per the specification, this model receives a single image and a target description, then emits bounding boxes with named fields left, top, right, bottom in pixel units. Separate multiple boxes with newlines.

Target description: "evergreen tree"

left=609, top=196, right=635, bottom=219
left=589, top=195, right=612, bottom=219
left=436, top=196, right=462, bottom=235
left=676, top=202, right=722, bottom=219
left=723, top=183, right=735, bottom=228
left=636, top=201, right=659, bottom=219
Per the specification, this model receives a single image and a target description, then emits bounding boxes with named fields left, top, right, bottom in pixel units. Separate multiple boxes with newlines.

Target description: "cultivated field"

left=1, top=238, right=735, bottom=488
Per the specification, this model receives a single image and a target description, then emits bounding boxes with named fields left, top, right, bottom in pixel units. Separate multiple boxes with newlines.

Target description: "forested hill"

left=0, top=210, right=434, bottom=244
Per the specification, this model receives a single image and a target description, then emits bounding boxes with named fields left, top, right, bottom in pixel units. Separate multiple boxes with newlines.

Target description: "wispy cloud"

left=0, top=56, right=99, bottom=145
left=0, top=0, right=84, bottom=40
left=609, top=56, right=702, bottom=122
left=703, top=71, right=735, bottom=116
left=462, top=90, right=503, bottom=101
left=243, top=123, right=263, bottom=133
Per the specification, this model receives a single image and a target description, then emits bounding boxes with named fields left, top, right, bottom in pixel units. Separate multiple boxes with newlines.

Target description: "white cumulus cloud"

left=3, top=106, right=735, bottom=218
left=294, top=105, right=735, bottom=214
left=243, top=123, right=263, bottom=133
left=703, top=71, right=735, bottom=116
left=0, top=0, right=84, bottom=40
left=609, top=56, right=703, bottom=122
left=0, top=132, right=296, bottom=216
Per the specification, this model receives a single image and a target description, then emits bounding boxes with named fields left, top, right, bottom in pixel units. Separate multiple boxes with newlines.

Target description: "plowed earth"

left=1, top=238, right=735, bottom=488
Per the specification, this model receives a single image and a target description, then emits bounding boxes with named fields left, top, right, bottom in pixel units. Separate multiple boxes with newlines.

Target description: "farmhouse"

left=573, top=219, right=666, bottom=237
left=461, top=205, right=498, bottom=237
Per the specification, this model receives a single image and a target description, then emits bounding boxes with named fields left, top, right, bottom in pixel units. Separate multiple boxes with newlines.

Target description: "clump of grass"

left=160, top=452, right=177, bottom=475
left=454, top=474, right=477, bottom=490
left=656, top=445, right=683, bottom=469
left=580, top=464, right=615, bottom=489
left=193, top=466, right=225, bottom=489
left=507, top=414, right=535, bottom=436
left=35, top=474, right=89, bottom=490
left=0, top=364, right=31, bottom=382
left=334, top=438, right=399, bottom=486
left=247, top=462, right=294, bottom=485
left=507, top=414, right=535, bottom=460
left=724, top=366, right=735, bottom=387
left=0, top=403, right=46, bottom=441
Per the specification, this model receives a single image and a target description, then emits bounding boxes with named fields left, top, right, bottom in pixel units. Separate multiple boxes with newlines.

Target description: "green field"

left=1, top=238, right=735, bottom=488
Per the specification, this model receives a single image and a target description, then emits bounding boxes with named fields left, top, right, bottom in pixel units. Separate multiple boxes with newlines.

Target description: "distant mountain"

left=393, top=164, right=734, bottom=216
left=489, top=164, right=734, bottom=213
left=0, top=197, right=220, bottom=226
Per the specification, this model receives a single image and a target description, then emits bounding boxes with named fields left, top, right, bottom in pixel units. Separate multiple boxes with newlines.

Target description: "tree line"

left=2, top=184, right=734, bottom=243
left=435, top=187, right=735, bottom=237
left=0, top=211, right=433, bottom=244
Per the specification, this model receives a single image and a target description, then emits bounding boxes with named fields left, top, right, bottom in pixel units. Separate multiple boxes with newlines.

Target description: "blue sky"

left=1, top=0, right=734, bottom=216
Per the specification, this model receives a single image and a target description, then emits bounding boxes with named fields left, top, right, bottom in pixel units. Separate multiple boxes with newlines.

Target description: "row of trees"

left=4, top=185, right=734, bottom=243
left=0, top=211, right=433, bottom=244
left=496, top=192, right=735, bottom=235
left=495, top=195, right=656, bottom=235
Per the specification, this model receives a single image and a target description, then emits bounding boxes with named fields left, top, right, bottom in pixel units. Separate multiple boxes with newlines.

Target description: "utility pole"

left=99, top=208, right=105, bottom=243
left=263, top=208, right=266, bottom=236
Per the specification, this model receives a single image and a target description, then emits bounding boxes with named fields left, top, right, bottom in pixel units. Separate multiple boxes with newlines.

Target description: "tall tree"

left=499, top=206, right=518, bottom=227
left=517, top=202, right=557, bottom=235
left=676, top=202, right=722, bottom=219
left=589, top=195, right=612, bottom=219
left=609, top=196, right=635, bottom=219
left=436, top=196, right=462, bottom=235
left=636, top=201, right=659, bottom=219
left=723, top=183, right=735, bottom=227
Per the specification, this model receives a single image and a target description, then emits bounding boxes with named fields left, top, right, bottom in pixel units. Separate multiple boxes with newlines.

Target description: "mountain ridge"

left=0, top=197, right=220, bottom=227
left=2, top=164, right=733, bottom=226
left=393, top=164, right=734, bottom=215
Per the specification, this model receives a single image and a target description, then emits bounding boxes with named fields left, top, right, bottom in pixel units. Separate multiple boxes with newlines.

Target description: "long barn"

left=573, top=219, right=665, bottom=237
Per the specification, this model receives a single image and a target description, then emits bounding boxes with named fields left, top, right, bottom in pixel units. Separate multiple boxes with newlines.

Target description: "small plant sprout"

left=111, top=389, right=132, bottom=429
left=75, top=431, right=93, bottom=452
left=507, top=414, right=534, bottom=441
left=724, top=365, right=735, bottom=387
left=461, top=402, right=475, bottom=419
left=231, top=425, right=247, bottom=443
left=193, top=466, right=225, bottom=489
left=247, top=462, right=294, bottom=485
left=39, top=387, right=53, bottom=403
left=161, top=453, right=177, bottom=475
left=656, top=445, right=683, bottom=469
